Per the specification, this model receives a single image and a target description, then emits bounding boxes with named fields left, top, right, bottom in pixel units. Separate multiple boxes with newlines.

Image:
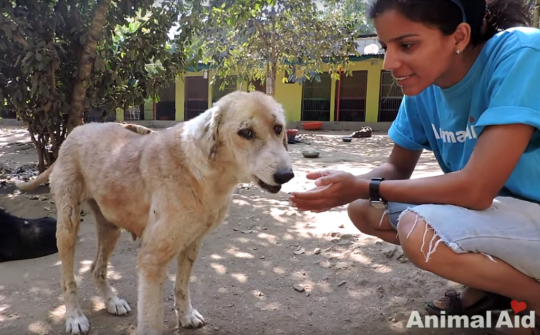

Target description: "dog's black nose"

left=273, top=169, right=295, bottom=184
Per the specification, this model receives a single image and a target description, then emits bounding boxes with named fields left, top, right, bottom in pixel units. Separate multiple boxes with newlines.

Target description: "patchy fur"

left=15, top=91, right=294, bottom=335
left=120, top=123, right=154, bottom=135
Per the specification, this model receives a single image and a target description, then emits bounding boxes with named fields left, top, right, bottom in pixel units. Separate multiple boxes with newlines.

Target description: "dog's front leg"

left=135, top=246, right=171, bottom=335
left=174, top=237, right=205, bottom=329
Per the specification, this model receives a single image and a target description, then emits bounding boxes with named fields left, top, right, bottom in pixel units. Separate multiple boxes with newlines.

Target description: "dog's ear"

left=206, top=106, right=222, bottom=160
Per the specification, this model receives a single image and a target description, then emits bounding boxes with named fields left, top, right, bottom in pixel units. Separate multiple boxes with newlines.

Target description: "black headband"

left=449, top=0, right=467, bottom=22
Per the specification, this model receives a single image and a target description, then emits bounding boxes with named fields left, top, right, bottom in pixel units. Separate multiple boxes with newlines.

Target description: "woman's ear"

left=453, top=22, right=472, bottom=52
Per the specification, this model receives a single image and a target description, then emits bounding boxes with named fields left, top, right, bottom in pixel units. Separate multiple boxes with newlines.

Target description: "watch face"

left=370, top=201, right=386, bottom=210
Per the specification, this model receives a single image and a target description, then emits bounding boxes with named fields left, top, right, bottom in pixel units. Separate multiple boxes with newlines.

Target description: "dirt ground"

left=0, top=125, right=484, bottom=335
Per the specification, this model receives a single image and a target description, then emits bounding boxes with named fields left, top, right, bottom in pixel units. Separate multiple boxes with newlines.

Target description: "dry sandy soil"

left=0, top=125, right=485, bottom=335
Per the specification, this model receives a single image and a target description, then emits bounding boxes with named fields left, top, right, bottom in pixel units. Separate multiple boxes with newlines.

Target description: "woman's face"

left=374, top=9, right=461, bottom=96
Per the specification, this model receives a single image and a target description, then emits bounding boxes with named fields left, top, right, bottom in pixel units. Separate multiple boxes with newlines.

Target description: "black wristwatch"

left=369, top=177, right=386, bottom=209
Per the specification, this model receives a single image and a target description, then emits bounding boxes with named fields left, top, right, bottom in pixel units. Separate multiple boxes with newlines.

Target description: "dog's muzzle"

left=273, top=168, right=295, bottom=185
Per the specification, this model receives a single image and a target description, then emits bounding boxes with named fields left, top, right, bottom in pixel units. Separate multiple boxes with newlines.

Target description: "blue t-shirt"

left=388, top=27, right=540, bottom=203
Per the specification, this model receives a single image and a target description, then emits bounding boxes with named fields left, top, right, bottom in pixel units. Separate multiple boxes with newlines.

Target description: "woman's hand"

left=289, top=170, right=367, bottom=212
left=304, top=169, right=343, bottom=181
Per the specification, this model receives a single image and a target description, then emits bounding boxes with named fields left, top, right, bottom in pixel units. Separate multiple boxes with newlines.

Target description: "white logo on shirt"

left=431, top=124, right=478, bottom=143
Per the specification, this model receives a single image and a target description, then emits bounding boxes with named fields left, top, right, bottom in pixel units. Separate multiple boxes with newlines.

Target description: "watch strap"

left=369, top=177, right=384, bottom=202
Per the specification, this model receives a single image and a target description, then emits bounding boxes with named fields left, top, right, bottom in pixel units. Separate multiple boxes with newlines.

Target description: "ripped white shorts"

left=385, top=196, right=540, bottom=281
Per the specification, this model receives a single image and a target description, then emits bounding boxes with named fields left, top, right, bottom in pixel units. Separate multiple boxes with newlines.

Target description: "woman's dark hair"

left=368, top=0, right=531, bottom=46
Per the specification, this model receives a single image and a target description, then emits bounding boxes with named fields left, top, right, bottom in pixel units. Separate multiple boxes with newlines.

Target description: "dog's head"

left=201, top=90, right=294, bottom=193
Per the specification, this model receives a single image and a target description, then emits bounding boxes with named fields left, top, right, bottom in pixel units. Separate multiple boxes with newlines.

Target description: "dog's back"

left=0, top=208, right=58, bottom=263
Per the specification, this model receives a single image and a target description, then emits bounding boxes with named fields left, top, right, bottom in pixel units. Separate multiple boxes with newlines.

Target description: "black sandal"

left=425, top=289, right=512, bottom=316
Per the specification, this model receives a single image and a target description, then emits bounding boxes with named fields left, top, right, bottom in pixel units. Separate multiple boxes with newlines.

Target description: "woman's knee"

left=347, top=199, right=378, bottom=234
left=397, top=212, right=449, bottom=270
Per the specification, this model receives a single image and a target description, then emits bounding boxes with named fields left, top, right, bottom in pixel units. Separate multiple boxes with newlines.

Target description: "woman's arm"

left=290, top=124, right=533, bottom=212
left=289, top=144, right=423, bottom=211
left=358, top=143, right=423, bottom=181
left=378, top=123, right=535, bottom=210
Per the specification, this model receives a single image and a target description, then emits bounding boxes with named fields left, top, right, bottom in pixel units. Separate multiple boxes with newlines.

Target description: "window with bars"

left=185, top=76, right=209, bottom=121
left=123, top=105, right=144, bottom=121
left=301, top=73, right=332, bottom=121
left=378, top=70, right=404, bottom=122
left=334, top=70, right=368, bottom=122
left=156, top=81, right=176, bottom=120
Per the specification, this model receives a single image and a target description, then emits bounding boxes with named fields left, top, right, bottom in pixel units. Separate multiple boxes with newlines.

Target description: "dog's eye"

left=274, top=125, right=283, bottom=135
left=238, top=129, right=254, bottom=139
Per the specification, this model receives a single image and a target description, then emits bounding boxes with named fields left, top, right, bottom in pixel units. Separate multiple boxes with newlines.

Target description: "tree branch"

left=13, top=34, right=29, bottom=48
left=3, top=17, right=30, bottom=48
left=68, top=0, right=81, bottom=31
left=253, top=18, right=272, bottom=51
left=67, top=0, right=112, bottom=133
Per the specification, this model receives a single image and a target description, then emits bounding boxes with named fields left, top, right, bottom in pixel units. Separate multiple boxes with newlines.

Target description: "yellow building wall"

left=274, top=76, right=303, bottom=123
left=115, top=108, right=124, bottom=122
left=271, top=58, right=384, bottom=122
left=143, top=100, right=153, bottom=120
left=171, top=58, right=384, bottom=122
left=354, top=58, right=383, bottom=122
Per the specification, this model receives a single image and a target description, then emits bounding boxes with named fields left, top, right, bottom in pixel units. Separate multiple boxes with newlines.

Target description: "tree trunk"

left=266, top=63, right=275, bottom=97
left=265, top=2, right=278, bottom=97
left=27, top=120, right=54, bottom=173
left=534, top=0, right=540, bottom=28
left=66, top=0, right=112, bottom=133
left=270, top=63, right=277, bottom=97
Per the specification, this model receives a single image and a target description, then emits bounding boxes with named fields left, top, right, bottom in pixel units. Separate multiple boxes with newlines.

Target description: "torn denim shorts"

left=384, top=196, right=540, bottom=281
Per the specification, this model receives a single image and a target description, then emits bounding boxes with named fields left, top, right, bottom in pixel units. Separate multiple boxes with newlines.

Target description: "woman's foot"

left=432, top=287, right=487, bottom=309
left=426, top=287, right=512, bottom=316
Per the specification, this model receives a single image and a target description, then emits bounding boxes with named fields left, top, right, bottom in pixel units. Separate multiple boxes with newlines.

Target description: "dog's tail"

left=15, top=161, right=56, bottom=191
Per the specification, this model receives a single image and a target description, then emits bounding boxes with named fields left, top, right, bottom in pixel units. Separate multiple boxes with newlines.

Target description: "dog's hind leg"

left=87, top=199, right=131, bottom=316
left=174, top=237, right=205, bottom=329
left=54, top=180, right=88, bottom=334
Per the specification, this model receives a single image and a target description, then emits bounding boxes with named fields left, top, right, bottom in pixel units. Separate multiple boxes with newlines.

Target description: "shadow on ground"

left=0, top=129, right=483, bottom=335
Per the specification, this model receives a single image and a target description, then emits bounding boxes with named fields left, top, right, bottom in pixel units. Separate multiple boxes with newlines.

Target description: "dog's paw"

left=107, top=297, right=131, bottom=315
left=179, top=309, right=205, bottom=329
left=66, top=314, right=90, bottom=334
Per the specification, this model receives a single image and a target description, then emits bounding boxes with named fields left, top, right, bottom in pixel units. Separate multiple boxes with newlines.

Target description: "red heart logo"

left=511, top=300, right=527, bottom=314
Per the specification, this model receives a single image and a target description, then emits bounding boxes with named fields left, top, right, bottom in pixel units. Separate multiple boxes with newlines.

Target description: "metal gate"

left=84, top=108, right=116, bottom=123
left=334, top=70, right=367, bottom=121
left=123, top=105, right=144, bottom=121
left=155, top=81, right=176, bottom=120
left=301, top=73, right=331, bottom=121
left=378, top=71, right=404, bottom=122
left=184, top=76, right=209, bottom=121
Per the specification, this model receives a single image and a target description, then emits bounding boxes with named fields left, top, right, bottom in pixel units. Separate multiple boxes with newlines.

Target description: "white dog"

left=16, top=90, right=295, bottom=335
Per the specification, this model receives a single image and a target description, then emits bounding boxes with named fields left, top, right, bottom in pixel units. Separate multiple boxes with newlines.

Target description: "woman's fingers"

left=305, top=169, right=341, bottom=180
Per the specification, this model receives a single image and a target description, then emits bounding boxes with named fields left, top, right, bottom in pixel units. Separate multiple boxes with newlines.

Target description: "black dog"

left=0, top=207, right=58, bottom=263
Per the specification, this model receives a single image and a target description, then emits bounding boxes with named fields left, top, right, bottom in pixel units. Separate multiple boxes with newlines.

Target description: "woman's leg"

left=347, top=199, right=403, bottom=245
left=347, top=199, right=513, bottom=313
left=395, top=199, right=540, bottom=318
